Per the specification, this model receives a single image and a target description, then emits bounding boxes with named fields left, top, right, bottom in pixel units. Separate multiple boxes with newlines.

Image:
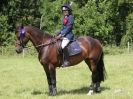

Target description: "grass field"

left=0, top=53, right=133, bottom=99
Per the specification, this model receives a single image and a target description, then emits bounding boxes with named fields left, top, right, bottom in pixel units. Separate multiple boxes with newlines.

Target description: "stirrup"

left=62, top=61, right=70, bottom=67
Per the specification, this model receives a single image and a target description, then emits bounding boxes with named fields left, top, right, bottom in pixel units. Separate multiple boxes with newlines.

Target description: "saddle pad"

left=67, top=41, right=81, bottom=56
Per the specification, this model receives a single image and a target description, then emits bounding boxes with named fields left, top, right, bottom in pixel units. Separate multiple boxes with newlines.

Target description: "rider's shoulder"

left=68, top=15, right=74, bottom=20
left=68, top=15, right=74, bottom=18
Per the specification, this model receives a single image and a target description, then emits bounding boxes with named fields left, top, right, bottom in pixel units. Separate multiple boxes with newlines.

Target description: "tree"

left=0, top=0, right=43, bottom=45
left=0, top=15, right=10, bottom=46
left=0, top=0, right=133, bottom=46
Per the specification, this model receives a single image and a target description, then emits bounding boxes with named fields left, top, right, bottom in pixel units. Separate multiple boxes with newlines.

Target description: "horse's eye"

left=18, top=36, right=20, bottom=40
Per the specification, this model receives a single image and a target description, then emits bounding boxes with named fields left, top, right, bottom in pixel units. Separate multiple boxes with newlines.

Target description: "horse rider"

left=56, top=4, right=75, bottom=66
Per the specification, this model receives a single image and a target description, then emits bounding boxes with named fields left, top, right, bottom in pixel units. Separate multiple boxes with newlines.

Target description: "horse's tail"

left=97, top=52, right=107, bottom=82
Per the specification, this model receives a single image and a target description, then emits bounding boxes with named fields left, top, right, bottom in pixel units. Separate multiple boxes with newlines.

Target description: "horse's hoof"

left=49, top=89, right=57, bottom=96
left=96, top=87, right=101, bottom=93
left=87, top=90, right=94, bottom=95
left=49, top=92, right=56, bottom=96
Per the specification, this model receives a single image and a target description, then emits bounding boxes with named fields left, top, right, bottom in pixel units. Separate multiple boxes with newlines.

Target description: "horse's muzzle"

left=15, top=47, right=23, bottom=54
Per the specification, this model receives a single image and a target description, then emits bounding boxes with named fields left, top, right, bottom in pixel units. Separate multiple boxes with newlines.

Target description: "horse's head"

left=15, top=25, right=30, bottom=54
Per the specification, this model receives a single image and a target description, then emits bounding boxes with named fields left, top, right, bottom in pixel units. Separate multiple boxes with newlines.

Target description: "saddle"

left=67, top=40, right=82, bottom=56
left=55, top=38, right=82, bottom=66
left=57, top=39, right=82, bottom=56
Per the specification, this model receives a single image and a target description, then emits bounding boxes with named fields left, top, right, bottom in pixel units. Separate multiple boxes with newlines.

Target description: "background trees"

left=0, top=0, right=133, bottom=46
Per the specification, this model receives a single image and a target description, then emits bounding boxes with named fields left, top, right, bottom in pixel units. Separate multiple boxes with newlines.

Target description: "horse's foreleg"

left=43, top=64, right=57, bottom=96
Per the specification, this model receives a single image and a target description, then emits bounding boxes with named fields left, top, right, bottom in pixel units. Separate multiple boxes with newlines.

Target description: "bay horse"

left=15, top=25, right=106, bottom=96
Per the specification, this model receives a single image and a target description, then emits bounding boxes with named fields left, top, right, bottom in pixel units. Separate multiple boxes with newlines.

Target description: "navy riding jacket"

left=60, top=15, right=74, bottom=40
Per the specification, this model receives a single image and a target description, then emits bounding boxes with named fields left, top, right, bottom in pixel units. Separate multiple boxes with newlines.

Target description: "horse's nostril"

left=16, top=49, right=19, bottom=53
left=15, top=48, right=22, bottom=54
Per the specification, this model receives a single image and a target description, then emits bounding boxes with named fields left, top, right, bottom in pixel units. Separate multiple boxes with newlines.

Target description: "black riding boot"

left=62, top=47, right=70, bottom=67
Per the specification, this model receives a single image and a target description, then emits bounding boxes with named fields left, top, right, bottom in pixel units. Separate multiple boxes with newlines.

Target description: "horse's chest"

left=39, top=46, right=57, bottom=64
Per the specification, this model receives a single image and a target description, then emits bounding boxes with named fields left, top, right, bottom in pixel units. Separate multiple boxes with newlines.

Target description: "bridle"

left=17, top=28, right=27, bottom=48
left=17, top=29, right=60, bottom=49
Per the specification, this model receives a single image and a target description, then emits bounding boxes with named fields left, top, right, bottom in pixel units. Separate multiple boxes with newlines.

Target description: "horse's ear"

left=15, top=24, right=20, bottom=33
left=20, top=24, right=24, bottom=29
left=15, top=23, right=20, bottom=30
left=15, top=23, right=24, bottom=32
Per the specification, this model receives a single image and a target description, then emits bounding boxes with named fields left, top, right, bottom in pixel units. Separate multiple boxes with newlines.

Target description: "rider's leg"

left=61, top=37, right=70, bottom=49
left=61, top=38, right=70, bottom=66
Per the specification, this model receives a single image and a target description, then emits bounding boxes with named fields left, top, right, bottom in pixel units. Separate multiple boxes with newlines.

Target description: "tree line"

left=0, top=0, right=133, bottom=46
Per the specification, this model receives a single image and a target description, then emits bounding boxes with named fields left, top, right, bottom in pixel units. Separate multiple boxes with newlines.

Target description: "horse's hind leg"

left=85, top=59, right=101, bottom=95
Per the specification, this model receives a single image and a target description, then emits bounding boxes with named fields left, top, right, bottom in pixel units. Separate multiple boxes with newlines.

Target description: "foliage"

left=103, top=45, right=128, bottom=55
left=0, top=0, right=133, bottom=46
left=0, top=0, right=43, bottom=46
left=121, top=13, right=133, bottom=46
left=40, top=0, right=133, bottom=45
left=73, top=1, right=113, bottom=44
left=0, top=15, right=11, bottom=46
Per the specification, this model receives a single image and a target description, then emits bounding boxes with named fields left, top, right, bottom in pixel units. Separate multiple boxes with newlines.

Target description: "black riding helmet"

left=61, top=4, right=72, bottom=11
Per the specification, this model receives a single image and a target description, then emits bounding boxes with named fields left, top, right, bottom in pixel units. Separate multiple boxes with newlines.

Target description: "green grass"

left=0, top=53, right=133, bottom=99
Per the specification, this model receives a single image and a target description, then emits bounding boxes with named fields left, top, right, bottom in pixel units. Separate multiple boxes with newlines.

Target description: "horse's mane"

left=27, top=26, right=52, bottom=38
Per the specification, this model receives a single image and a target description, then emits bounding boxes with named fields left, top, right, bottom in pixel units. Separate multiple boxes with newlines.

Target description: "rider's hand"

left=56, top=34, right=62, bottom=39
left=56, top=32, right=61, bottom=36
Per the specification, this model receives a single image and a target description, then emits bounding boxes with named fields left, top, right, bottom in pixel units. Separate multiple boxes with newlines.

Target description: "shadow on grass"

left=31, top=90, right=44, bottom=95
left=56, top=86, right=110, bottom=95
left=30, top=86, right=110, bottom=96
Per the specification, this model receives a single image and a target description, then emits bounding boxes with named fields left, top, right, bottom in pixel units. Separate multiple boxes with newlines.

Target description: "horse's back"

left=77, top=36, right=103, bottom=59
left=77, top=36, right=102, bottom=48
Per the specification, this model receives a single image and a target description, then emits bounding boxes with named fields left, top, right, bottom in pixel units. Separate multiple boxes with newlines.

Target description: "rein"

left=35, top=38, right=58, bottom=48
left=16, top=37, right=58, bottom=49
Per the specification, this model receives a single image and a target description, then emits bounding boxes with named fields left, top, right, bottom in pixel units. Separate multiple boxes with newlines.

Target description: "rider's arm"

left=61, top=15, right=74, bottom=37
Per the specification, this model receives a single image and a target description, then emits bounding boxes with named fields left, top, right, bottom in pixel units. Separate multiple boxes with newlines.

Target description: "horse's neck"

left=29, top=33, right=40, bottom=44
left=29, top=31, right=51, bottom=52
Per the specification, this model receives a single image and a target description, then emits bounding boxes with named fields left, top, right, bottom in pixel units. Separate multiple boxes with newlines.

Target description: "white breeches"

left=61, top=37, right=70, bottom=49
